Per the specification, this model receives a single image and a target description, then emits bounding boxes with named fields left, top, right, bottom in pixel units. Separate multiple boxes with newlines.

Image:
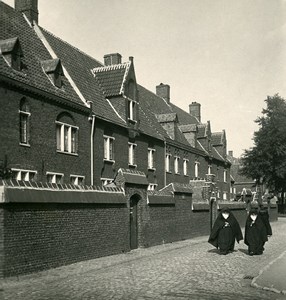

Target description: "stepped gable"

left=0, top=2, right=85, bottom=107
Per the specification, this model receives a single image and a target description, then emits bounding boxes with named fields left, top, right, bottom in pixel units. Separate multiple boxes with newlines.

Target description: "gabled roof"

left=41, top=58, right=63, bottom=74
left=179, top=124, right=197, bottom=133
left=212, top=131, right=224, bottom=146
left=91, top=62, right=131, bottom=97
left=160, top=182, right=193, bottom=194
left=0, top=2, right=86, bottom=107
left=115, top=168, right=149, bottom=185
left=155, top=112, right=177, bottom=123
left=0, top=37, right=22, bottom=54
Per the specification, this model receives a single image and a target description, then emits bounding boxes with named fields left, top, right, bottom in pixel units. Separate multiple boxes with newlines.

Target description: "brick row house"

left=0, top=0, right=250, bottom=277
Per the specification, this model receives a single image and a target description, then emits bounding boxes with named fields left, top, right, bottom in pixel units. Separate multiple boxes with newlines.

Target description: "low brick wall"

left=0, top=183, right=278, bottom=278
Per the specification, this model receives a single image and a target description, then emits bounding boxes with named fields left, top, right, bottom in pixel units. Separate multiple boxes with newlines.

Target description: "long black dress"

left=244, top=211, right=268, bottom=255
left=208, top=208, right=243, bottom=254
left=259, top=205, right=272, bottom=236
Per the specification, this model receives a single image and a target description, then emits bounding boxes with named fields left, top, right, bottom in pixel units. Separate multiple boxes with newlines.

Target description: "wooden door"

left=130, top=196, right=139, bottom=249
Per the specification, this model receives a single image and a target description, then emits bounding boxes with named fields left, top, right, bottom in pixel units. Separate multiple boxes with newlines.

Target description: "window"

left=101, top=178, right=113, bottom=186
left=104, top=136, right=115, bottom=161
left=208, top=165, right=212, bottom=175
left=56, top=121, right=78, bottom=154
left=165, top=153, right=171, bottom=172
left=128, top=100, right=136, bottom=121
left=148, top=148, right=156, bottom=169
left=148, top=183, right=157, bottom=191
left=223, top=191, right=227, bottom=200
left=19, top=99, right=30, bottom=145
left=11, top=168, right=36, bottom=181
left=46, top=172, right=63, bottom=184
left=195, top=161, right=199, bottom=178
left=0, top=37, right=23, bottom=71
left=224, top=169, right=227, bottom=182
left=70, top=175, right=85, bottom=185
left=128, top=142, right=137, bottom=166
left=183, top=159, right=188, bottom=176
left=174, top=156, right=180, bottom=174
left=41, top=58, right=64, bottom=88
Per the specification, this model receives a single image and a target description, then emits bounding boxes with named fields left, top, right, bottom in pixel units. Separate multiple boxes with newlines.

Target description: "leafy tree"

left=240, top=94, right=286, bottom=204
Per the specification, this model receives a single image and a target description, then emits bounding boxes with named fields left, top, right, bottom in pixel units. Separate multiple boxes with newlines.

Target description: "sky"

left=3, top=0, right=286, bottom=157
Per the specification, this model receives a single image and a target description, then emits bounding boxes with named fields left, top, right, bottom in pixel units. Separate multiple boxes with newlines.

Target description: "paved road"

left=2, top=219, right=286, bottom=300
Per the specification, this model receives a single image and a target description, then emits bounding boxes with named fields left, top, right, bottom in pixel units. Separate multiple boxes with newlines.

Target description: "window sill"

left=166, top=171, right=172, bottom=174
left=184, top=174, right=189, bottom=177
left=128, top=164, right=137, bottom=168
left=19, top=143, right=30, bottom=147
left=57, top=151, right=78, bottom=156
left=104, top=159, right=115, bottom=164
left=148, top=168, right=156, bottom=171
left=128, top=118, right=137, bottom=124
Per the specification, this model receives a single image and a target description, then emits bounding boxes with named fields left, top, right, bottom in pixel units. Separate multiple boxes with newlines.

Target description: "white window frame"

left=183, top=159, right=189, bottom=176
left=224, top=169, right=227, bottom=182
left=174, top=156, right=180, bottom=174
left=165, top=153, right=171, bottom=172
left=148, top=148, right=156, bottom=170
left=208, top=165, right=212, bottom=175
left=128, top=99, right=136, bottom=121
left=56, top=121, right=78, bottom=155
left=195, top=161, right=199, bottom=178
left=148, top=183, right=157, bottom=191
left=46, top=172, right=64, bottom=184
left=103, top=135, right=115, bottom=162
left=19, top=110, right=31, bottom=145
left=11, top=168, right=37, bottom=181
left=223, top=191, right=227, bottom=200
left=128, top=142, right=137, bottom=166
left=70, top=175, right=85, bottom=185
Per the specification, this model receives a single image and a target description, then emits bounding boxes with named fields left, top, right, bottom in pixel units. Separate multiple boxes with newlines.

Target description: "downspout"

left=88, top=102, right=96, bottom=185
left=164, top=140, right=167, bottom=186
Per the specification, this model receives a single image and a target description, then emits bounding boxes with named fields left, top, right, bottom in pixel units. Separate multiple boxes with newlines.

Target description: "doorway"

left=129, top=194, right=140, bottom=250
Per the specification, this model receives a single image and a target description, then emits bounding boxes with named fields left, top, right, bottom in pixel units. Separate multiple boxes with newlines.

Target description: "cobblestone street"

left=2, top=218, right=286, bottom=300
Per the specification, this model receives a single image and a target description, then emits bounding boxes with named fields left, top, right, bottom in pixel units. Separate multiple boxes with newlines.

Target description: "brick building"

left=0, top=0, right=275, bottom=278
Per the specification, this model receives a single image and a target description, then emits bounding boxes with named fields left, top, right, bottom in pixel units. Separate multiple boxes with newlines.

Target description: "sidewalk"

left=252, top=247, right=286, bottom=294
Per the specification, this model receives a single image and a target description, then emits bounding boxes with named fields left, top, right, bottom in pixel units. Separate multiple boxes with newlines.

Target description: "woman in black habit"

left=244, top=208, right=268, bottom=255
left=208, top=207, right=243, bottom=255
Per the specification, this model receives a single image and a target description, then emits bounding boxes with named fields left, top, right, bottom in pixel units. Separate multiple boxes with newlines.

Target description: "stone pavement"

left=1, top=219, right=286, bottom=300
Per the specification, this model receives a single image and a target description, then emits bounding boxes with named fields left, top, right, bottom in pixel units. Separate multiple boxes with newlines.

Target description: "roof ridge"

left=92, top=62, right=131, bottom=73
left=40, top=27, right=104, bottom=67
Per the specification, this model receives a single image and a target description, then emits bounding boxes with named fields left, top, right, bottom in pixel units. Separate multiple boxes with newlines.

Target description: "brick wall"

left=2, top=202, right=129, bottom=277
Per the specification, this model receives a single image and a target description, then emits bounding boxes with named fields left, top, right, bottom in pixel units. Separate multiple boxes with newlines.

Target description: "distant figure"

left=208, top=207, right=243, bottom=255
left=244, top=208, right=268, bottom=256
left=259, top=204, right=272, bottom=237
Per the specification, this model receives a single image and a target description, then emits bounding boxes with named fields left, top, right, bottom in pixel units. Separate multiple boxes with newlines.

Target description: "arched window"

left=19, top=98, right=30, bottom=145
left=55, top=113, right=78, bottom=154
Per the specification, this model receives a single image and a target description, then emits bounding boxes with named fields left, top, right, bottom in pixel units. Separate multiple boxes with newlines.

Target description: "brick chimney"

left=189, top=102, right=201, bottom=122
left=156, top=83, right=170, bottom=103
left=15, top=0, right=39, bottom=24
left=104, top=53, right=122, bottom=66
left=228, top=150, right=233, bottom=157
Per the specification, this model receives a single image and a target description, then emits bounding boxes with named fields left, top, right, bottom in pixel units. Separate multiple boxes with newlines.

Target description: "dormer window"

left=42, top=58, right=64, bottom=88
left=0, top=37, right=23, bottom=71
left=127, top=79, right=136, bottom=100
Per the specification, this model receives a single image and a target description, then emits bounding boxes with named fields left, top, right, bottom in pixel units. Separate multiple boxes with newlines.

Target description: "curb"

left=251, top=250, right=286, bottom=295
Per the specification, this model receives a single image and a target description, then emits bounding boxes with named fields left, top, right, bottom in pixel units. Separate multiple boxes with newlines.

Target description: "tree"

left=240, top=94, right=286, bottom=204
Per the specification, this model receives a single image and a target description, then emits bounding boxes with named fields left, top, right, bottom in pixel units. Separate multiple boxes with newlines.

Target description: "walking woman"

left=244, top=208, right=268, bottom=255
left=208, top=207, right=243, bottom=255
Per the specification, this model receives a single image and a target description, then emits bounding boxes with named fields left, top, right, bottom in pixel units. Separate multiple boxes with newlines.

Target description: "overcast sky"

left=3, top=0, right=286, bottom=157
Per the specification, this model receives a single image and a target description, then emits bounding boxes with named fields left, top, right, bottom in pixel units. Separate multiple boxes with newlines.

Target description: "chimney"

left=15, top=0, right=39, bottom=24
left=156, top=83, right=170, bottom=103
left=104, top=53, right=122, bottom=66
left=189, top=102, right=201, bottom=122
left=228, top=150, right=233, bottom=157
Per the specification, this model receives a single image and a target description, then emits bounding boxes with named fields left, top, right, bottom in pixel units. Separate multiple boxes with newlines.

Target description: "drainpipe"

left=164, top=140, right=167, bottom=186
left=88, top=102, right=95, bottom=185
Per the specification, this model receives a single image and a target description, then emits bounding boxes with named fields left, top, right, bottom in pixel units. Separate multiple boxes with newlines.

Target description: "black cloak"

left=259, top=205, right=272, bottom=236
left=208, top=208, right=243, bottom=251
left=244, top=209, right=268, bottom=254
